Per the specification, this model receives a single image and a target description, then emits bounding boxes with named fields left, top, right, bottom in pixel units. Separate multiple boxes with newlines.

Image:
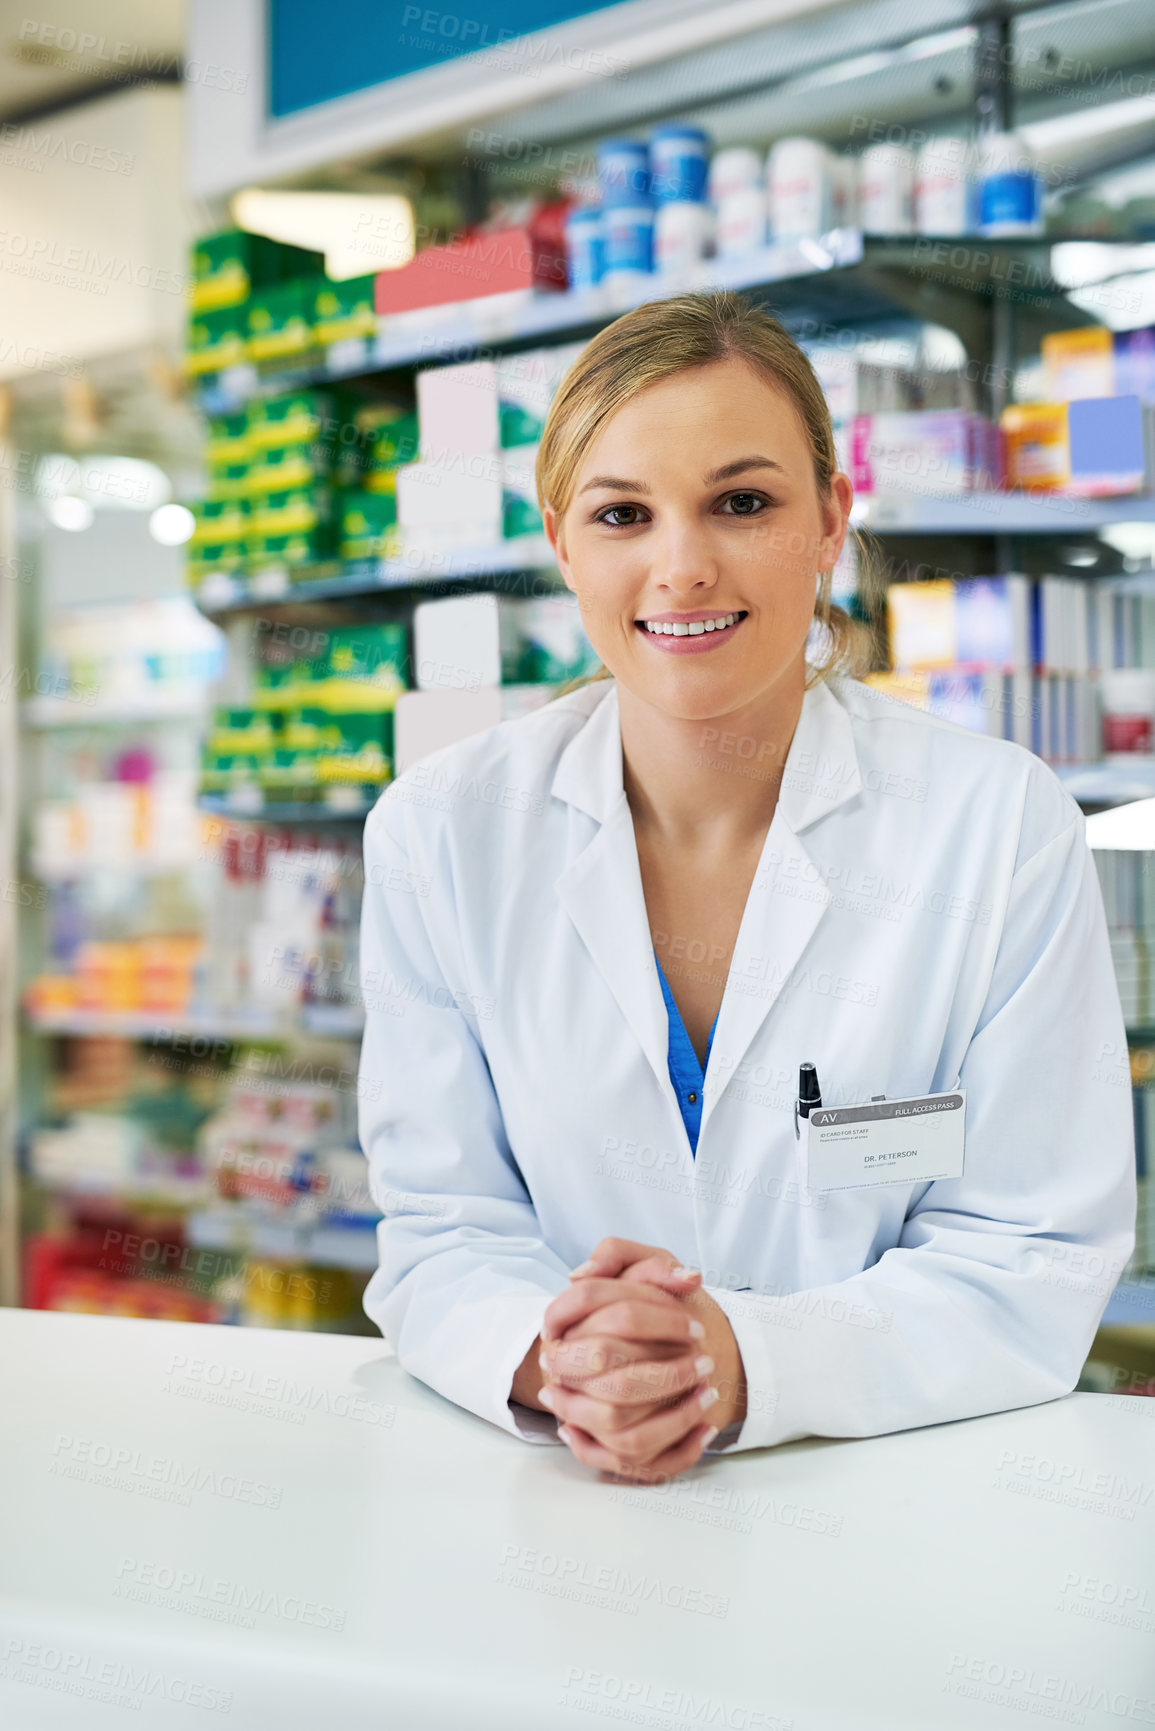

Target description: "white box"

left=417, top=361, right=499, bottom=458
left=396, top=459, right=503, bottom=552
left=394, top=685, right=557, bottom=775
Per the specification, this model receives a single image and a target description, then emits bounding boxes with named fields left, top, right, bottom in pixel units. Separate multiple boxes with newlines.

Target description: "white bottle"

left=767, top=137, right=832, bottom=242
left=708, top=146, right=763, bottom=206
left=915, top=136, right=972, bottom=235
left=857, top=142, right=914, bottom=234
left=715, top=186, right=768, bottom=257
left=976, top=130, right=1043, bottom=237
left=654, top=201, right=713, bottom=274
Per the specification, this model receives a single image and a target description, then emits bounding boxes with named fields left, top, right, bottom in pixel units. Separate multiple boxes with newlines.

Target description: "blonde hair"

left=536, top=289, right=879, bottom=692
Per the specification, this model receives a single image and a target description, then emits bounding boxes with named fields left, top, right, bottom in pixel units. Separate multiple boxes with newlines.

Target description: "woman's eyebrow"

left=705, top=456, right=785, bottom=483
left=579, top=474, right=648, bottom=495
left=578, top=456, right=784, bottom=497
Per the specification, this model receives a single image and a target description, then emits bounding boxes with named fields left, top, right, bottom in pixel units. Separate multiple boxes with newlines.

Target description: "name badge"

left=804, top=1091, right=966, bottom=1191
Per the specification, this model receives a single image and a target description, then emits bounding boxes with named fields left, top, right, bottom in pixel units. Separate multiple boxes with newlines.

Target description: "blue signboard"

left=269, top=0, right=619, bottom=118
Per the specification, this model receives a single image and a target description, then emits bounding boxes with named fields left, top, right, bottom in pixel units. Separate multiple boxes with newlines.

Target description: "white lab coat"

left=358, top=674, right=1136, bottom=1451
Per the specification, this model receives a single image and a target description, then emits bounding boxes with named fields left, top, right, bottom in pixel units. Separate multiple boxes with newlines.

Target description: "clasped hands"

left=516, top=1238, right=747, bottom=1483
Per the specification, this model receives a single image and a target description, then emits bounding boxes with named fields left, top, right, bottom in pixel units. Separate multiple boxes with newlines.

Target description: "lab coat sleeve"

left=705, top=811, right=1137, bottom=1452
left=357, top=799, right=571, bottom=1444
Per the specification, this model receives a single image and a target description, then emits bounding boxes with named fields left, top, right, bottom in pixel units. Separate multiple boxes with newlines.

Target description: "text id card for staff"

left=805, top=1091, right=966, bottom=1191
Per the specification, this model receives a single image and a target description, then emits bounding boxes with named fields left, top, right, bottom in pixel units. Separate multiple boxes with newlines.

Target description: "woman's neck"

left=617, top=667, right=807, bottom=851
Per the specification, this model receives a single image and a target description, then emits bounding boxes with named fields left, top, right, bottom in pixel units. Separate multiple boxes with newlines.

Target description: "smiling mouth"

left=636, top=610, right=748, bottom=637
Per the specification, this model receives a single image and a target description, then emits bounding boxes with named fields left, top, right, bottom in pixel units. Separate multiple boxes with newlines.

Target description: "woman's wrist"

left=510, top=1333, right=549, bottom=1411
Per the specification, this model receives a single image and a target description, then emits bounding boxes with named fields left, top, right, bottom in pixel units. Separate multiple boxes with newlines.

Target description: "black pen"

left=794, top=1062, right=822, bottom=1140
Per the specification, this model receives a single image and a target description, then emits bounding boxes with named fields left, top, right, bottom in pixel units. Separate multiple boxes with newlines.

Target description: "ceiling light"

left=231, top=190, right=415, bottom=281
left=149, top=503, right=196, bottom=546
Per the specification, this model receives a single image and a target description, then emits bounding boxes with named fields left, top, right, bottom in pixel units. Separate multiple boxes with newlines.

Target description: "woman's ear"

left=543, top=504, right=577, bottom=596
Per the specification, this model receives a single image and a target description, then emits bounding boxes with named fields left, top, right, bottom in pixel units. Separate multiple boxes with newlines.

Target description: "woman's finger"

left=544, top=1340, right=712, bottom=1404
left=558, top=1416, right=717, bottom=1485
left=618, top=1256, right=704, bottom=1295
left=569, top=1237, right=682, bottom=1279
left=543, top=1279, right=704, bottom=1344
left=545, top=1378, right=720, bottom=1464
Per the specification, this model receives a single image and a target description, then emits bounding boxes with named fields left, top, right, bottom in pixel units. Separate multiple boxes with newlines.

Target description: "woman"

left=358, top=290, right=1135, bottom=1485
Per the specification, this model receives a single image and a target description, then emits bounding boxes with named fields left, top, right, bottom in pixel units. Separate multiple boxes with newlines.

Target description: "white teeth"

left=642, top=612, right=742, bottom=636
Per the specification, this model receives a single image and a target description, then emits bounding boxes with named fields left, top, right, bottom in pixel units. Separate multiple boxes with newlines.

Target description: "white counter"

left=1, top=1308, right=1153, bottom=1730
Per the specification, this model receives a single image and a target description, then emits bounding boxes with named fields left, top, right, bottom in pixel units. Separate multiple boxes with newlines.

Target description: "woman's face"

left=545, top=355, right=853, bottom=722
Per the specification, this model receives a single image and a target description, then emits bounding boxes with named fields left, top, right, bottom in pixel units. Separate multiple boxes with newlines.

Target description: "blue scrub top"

left=654, top=953, right=719, bottom=1156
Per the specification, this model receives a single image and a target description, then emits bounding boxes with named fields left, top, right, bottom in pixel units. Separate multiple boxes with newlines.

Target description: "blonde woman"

left=358, top=290, right=1134, bottom=1483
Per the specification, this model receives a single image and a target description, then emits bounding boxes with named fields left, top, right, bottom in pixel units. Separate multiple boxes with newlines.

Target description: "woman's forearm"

left=510, top=1333, right=550, bottom=1411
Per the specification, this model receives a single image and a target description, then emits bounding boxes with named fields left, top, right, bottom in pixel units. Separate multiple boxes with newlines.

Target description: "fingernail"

left=557, top=1425, right=575, bottom=1444
left=538, top=1352, right=550, bottom=1372
left=570, top=1259, right=597, bottom=1277
left=700, top=1426, right=719, bottom=1448
left=699, top=1385, right=720, bottom=1411
left=688, top=1320, right=706, bottom=1340
left=673, top=1266, right=700, bottom=1279
left=538, top=1386, right=555, bottom=1410
left=694, top=1355, right=714, bottom=1377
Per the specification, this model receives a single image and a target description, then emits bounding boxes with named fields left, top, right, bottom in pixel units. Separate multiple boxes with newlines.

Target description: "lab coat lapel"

left=700, top=679, right=863, bottom=1135
left=551, top=683, right=672, bottom=1095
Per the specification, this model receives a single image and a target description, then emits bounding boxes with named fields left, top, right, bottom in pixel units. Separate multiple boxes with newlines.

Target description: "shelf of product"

left=20, top=1032, right=378, bottom=1325
left=23, top=819, right=365, bottom=1035
left=24, top=596, right=225, bottom=718
left=199, top=620, right=407, bottom=811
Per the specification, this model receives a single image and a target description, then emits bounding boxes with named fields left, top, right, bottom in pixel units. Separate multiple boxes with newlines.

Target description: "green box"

left=313, top=276, right=377, bottom=346
left=187, top=538, right=246, bottom=583
left=247, top=390, right=337, bottom=452
left=245, top=527, right=335, bottom=571
left=205, top=413, right=251, bottom=465
left=318, top=709, right=393, bottom=785
left=326, top=621, right=408, bottom=686
left=190, top=230, right=326, bottom=313
left=208, top=707, right=279, bottom=754
left=244, top=442, right=333, bottom=494
left=246, top=281, right=321, bottom=365
left=192, top=497, right=249, bottom=544
left=186, top=306, right=247, bottom=376
left=338, top=491, right=399, bottom=562
left=256, top=748, right=320, bottom=794
left=200, top=751, right=265, bottom=794
left=248, top=485, right=333, bottom=539
left=206, top=460, right=251, bottom=502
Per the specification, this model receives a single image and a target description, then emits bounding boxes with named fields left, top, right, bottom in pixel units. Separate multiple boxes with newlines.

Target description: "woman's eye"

left=598, top=505, right=644, bottom=527
left=721, top=492, right=768, bottom=516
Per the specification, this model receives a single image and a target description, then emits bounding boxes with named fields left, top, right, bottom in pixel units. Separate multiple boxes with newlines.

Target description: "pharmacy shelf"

left=23, top=1008, right=295, bottom=1042
left=853, top=493, right=1155, bottom=535
left=197, top=793, right=379, bottom=823
left=23, top=1005, right=362, bottom=1043
left=22, top=691, right=210, bottom=728
left=27, top=1173, right=211, bottom=1208
left=29, top=856, right=205, bottom=884
left=1054, top=762, right=1155, bottom=807
left=193, top=232, right=868, bottom=414
left=191, top=230, right=1145, bottom=416
left=193, top=537, right=561, bottom=615
left=186, top=1207, right=379, bottom=1271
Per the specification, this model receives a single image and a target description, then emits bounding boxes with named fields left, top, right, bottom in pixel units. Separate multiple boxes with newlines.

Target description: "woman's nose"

left=648, top=516, right=720, bottom=593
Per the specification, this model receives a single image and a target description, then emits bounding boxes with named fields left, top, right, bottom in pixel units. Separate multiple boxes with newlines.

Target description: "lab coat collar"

left=549, top=675, right=863, bottom=832
left=549, top=677, right=863, bottom=1134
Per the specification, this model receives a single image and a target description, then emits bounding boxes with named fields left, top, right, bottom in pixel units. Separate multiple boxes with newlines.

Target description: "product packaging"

left=857, top=143, right=914, bottom=234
